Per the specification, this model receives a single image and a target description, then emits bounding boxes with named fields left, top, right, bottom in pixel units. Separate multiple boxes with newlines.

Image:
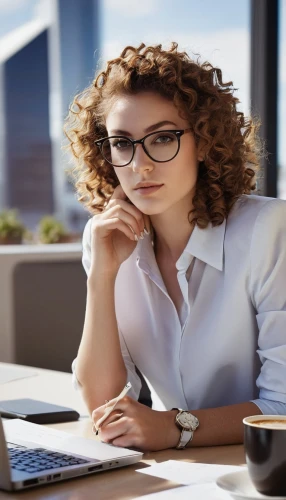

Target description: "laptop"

left=0, top=417, right=143, bottom=491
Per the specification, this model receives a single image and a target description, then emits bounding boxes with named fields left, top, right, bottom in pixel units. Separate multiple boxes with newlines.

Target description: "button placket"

left=176, top=254, right=193, bottom=329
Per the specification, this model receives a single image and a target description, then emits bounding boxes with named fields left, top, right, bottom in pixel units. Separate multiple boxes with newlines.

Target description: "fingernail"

left=134, top=234, right=138, bottom=241
left=140, top=231, right=144, bottom=239
left=144, top=228, right=149, bottom=235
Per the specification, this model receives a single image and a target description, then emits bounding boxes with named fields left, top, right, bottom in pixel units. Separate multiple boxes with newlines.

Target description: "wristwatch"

left=172, top=408, right=199, bottom=449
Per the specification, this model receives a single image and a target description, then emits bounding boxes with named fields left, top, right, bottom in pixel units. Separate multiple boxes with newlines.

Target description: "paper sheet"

left=137, top=460, right=243, bottom=485
left=134, top=482, right=231, bottom=499
left=3, top=418, right=142, bottom=461
left=0, top=365, right=38, bottom=384
left=134, top=461, right=244, bottom=499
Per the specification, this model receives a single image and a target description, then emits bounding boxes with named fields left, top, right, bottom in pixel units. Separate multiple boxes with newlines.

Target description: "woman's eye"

left=154, top=135, right=173, bottom=144
left=112, top=140, right=131, bottom=149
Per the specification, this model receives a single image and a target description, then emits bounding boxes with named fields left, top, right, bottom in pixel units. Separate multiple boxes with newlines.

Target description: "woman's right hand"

left=89, top=185, right=150, bottom=276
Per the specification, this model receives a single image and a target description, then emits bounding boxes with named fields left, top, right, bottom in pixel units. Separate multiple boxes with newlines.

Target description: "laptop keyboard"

left=7, top=443, right=90, bottom=474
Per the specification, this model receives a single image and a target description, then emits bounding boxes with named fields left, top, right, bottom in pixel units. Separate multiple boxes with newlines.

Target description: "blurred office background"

left=0, top=1, right=284, bottom=400
left=0, top=0, right=285, bottom=234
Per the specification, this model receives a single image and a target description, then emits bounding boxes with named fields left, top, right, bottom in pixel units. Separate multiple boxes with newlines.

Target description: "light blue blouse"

left=73, top=194, right=286, bottom=415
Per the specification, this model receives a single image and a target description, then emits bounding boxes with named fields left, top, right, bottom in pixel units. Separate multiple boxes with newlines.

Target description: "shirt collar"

left=136, top=217, right=226, bottom=274
left=185, top=218, right=226, bottom=271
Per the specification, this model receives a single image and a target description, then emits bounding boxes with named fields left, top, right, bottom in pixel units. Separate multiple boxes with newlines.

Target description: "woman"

left=65, top=43, right=286, bottom=451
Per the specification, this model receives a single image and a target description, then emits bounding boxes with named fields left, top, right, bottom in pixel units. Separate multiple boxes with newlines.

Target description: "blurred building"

left=0, top=0, right=100, bottom=231
left=0, top=21, right=53, bottom=228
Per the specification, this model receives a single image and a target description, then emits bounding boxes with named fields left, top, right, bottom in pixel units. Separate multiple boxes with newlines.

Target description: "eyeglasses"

left=95, top=128, right=192, bottom=167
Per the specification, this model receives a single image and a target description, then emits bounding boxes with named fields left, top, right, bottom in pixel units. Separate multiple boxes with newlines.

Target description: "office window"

left=278, top=0, right=286, bottom=199
left=102, top=0, right=250, bottom=115
left=0, top=0, right=39, bottom=38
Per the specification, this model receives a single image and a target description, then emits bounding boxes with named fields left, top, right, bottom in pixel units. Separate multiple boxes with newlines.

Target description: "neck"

left=150, top=196, right=195, bottom=263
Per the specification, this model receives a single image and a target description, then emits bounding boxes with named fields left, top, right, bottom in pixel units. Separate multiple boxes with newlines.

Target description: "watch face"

left=177, top=412, right=199, bottom=430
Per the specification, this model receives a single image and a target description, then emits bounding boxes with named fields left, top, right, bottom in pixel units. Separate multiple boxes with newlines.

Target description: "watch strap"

left=176, top=429, right=193, bottom=449
left=172, top=408, right=197, bottom=450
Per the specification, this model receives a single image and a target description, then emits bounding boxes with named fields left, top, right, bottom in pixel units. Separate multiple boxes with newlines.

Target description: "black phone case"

left=0, top=398, right=80, bottom=424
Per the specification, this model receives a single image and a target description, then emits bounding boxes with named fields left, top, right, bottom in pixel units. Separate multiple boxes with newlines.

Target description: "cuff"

left=250, top=398, right=286, bottom=415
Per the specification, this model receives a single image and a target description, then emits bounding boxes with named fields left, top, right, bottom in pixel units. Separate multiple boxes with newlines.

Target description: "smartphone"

left=0, top=398, right=80, bottom=424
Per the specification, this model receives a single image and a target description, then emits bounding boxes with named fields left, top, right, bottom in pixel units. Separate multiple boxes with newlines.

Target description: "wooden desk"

left=0, top=363, right=245, bottom=499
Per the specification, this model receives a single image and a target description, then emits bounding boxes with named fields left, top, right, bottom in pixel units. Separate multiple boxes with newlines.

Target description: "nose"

left=131, top=143, right=154, bottom=172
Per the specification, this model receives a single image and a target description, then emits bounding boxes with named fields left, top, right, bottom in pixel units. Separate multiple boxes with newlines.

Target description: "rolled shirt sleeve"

left=249, top=199, right=286, bottom=414
left=71, top=217, right=142, bottom=400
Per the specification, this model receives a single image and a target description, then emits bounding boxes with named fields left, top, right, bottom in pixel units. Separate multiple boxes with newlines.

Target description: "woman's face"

left=105, top=92, right=201, bottom=216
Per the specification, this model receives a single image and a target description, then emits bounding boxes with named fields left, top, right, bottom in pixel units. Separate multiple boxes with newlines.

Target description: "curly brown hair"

left=64, top=42, right=261, bottom=228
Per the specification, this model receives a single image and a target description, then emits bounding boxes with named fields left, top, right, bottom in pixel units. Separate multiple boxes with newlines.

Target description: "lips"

left=134, top=184, right=163, bottom=195
left=134, top=183, right=163, bottom=190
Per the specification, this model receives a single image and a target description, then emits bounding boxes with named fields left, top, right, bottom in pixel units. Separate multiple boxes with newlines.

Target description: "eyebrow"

left=109, top=120, right=178, bottom=136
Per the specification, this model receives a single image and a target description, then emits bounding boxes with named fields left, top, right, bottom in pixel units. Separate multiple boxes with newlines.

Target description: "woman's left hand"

left=91, top=396, right=180, bottom=452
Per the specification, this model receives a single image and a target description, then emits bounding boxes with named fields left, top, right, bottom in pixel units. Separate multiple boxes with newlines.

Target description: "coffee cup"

left=243, top=415, right=286, bottom=496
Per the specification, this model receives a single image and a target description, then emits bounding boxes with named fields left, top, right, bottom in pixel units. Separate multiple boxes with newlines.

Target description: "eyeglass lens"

left=101, top=131, right=180, bottom=166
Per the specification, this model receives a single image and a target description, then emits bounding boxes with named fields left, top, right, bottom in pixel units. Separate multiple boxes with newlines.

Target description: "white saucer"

left=216, top=469, right=286, bottom=500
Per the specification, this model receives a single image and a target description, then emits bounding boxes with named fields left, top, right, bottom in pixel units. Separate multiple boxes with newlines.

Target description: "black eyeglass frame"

left=95, top=128, right=192, bottom=167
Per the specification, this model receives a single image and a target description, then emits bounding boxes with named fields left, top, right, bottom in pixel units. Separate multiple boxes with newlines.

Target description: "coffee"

left=243, top=415, right=286, bottom=496
left=251, top=419, right=286, bottom=429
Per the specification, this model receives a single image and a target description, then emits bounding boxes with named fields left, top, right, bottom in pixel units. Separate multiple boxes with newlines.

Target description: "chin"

left=134, top=201, right=168, bottom=216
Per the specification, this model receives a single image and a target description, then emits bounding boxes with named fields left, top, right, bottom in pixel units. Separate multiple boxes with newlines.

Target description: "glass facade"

left=0, top=0, right=100, bottom=232
left=4, top=30, right=54, bottom=229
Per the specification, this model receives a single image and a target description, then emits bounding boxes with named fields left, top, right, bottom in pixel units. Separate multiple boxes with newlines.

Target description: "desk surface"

left=0, top=363, right=245, bottom=499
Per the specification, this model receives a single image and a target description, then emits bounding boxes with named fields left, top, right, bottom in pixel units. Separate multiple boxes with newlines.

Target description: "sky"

left=101, top=0, right=251, bottom=115
left=0, top=0, right=285, bottom=196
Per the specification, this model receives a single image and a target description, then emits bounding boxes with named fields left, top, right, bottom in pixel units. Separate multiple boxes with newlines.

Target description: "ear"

left=196, top=139, right=206, bottom=162
left=197, top=149, right=204, bottom=163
